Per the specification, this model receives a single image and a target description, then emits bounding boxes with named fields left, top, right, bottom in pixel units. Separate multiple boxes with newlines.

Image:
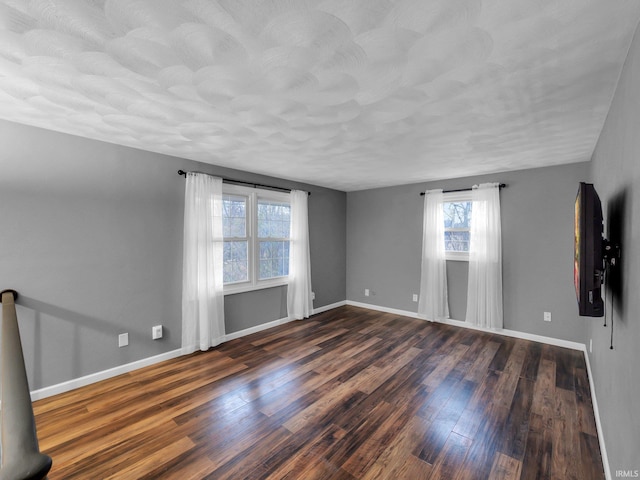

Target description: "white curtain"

left=466, top=183, right=503, bottom=329
left=418, top=189, right=449, bottom=321
left=181, top=173, right=225, bottom=354
left=287, top=189, right=313, bottom=320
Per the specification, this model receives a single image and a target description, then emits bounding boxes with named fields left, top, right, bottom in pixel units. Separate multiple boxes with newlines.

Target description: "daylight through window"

left=222, top=195, right=249, bottom=284
left=443, top=192, right=472, bottom=260
left=222, top=185, right=291, bottom=292
left=258, top=200, right=290, bottom=280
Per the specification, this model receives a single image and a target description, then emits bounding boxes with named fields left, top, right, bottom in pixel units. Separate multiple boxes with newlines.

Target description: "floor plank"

left=33, top=305, right=605, bottom=479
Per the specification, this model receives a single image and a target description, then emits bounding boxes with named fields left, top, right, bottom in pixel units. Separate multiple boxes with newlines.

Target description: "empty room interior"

left=1, top=1, right=640, bottom=479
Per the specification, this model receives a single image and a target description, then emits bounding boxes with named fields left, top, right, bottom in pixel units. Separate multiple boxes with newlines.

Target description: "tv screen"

left=574, top=182, right=604, bottom=317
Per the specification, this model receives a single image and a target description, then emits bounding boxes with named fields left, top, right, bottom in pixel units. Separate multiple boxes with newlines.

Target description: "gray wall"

left=588, top=20, right=640, bottom=475
left=0, top=120, right=346, bottom=390
left=347, top=162, right=590, bottom=343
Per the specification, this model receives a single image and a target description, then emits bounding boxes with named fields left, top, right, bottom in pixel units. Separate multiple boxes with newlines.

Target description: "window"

left=257, top=200, right=290, bottom=280
left=222, top=185, right=291, bottom=293
left=222, top=195, right=249, bottom=284
left=442, top=192, right=472, bottom=261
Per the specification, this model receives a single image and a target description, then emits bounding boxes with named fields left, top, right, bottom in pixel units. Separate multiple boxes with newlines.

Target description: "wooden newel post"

left=0, top=290, right=52, bottom=480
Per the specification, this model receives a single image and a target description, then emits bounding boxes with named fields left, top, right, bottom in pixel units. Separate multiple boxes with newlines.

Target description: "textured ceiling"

left=1, top=1, right=639, bottom=191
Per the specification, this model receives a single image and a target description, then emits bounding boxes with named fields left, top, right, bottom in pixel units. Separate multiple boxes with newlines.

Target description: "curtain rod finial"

left=178, top=170, right=187, bottom=177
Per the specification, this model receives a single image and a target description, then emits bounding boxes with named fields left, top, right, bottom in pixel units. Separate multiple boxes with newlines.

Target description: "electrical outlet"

left=543, top=312, right=551, bottom=322
left=311, top=292, right=315, bottom=300
left=118, top=333, right=129, bottom=347
left=589, top=338, right=593, bottom=353
left=152, top=325, right=163, bottom=340
left=365, top=288, right=370, bottom=297
left=412, top=294, right=418, bottom=302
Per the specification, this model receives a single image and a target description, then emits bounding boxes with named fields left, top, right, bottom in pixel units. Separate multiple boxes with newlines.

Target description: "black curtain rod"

left=419, top=183, right=506, bottom=196
left=177, top=170, right=310, bottom=195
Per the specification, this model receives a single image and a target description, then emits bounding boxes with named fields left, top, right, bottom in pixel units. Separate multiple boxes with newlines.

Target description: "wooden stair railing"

left=0, top=290, right=52, bottom=480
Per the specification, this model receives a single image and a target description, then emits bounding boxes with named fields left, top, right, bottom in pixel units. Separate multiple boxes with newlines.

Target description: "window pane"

left=445, top=231, right=470, bottom=252
left=258, top=240, right=289, bottom=280
left=443, top=202, right=472, bottom=229
left=258, top=200, right=291, bottom=238
left=223, top=196, right=246, bottom=238
left=224, top=241, right=248, bottom=283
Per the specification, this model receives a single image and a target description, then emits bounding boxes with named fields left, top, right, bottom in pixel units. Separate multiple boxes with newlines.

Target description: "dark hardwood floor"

left=33, top=306, right=604, bottom=479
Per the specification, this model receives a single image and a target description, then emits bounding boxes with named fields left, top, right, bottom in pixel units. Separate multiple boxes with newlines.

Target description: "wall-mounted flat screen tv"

left=574, top=182, right=604, bottom=317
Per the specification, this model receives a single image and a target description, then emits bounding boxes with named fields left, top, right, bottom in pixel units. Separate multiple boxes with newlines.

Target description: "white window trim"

left=443, top=191, right=473, bottom=262
left=222, top=184, right=291, bottom=295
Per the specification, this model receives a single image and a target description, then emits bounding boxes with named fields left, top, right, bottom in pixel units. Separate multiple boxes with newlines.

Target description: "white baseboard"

left=345, top=300, right=585, bottom=351
left=30, top=349, right=183, bottom=401
left=224, top=301, right=351, bottom=342
left=220, top=301, right=350, bottom=343
left=223, top=316, right=293, bottom=341
left=313, top=300, right=347, bottom=315
left=582, top=348, right=611, bottom=480
left=31, top=315, right=295, bottom=401
left=440, top=317, right=585, bottom=351
left=346, top=300, right=419, bottom=319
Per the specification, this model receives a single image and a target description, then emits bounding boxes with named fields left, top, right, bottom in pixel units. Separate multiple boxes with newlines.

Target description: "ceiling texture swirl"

left=1, top=0, right=639, bottom=190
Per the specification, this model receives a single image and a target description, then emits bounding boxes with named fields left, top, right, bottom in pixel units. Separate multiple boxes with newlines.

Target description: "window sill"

left=445, top=252, right=469, bottom=262
left=224, top=279, right=288, bottom=296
